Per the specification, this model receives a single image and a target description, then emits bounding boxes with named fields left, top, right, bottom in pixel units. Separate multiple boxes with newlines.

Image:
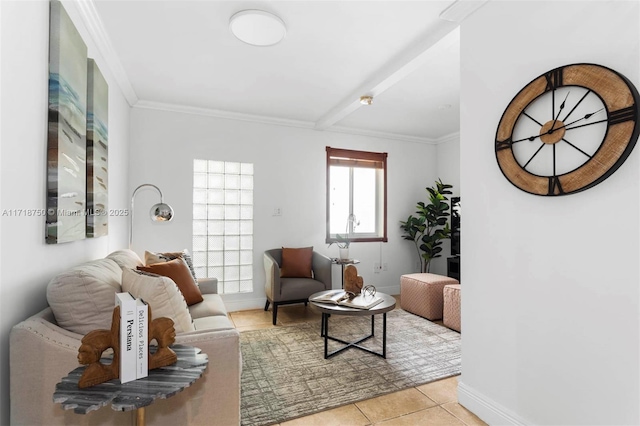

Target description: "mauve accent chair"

left=263, top=249, right=332, bottom=325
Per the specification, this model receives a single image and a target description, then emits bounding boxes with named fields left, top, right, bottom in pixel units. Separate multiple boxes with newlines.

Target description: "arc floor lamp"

left=129, top=184, right=174, bottom=249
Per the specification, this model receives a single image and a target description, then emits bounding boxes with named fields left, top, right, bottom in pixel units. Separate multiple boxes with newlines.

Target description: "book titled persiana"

left=312, top=290, right=383, bottom=310
left=115, top=292, right=137, bottom=384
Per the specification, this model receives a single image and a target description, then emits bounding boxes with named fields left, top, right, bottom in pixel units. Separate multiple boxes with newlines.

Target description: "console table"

left=53, top=345, right=207, bottom=426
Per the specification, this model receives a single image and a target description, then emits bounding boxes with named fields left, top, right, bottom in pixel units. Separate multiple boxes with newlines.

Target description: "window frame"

left=192, top=159, right=254, bottom=295
left=325, top=146, right=388, bottom=244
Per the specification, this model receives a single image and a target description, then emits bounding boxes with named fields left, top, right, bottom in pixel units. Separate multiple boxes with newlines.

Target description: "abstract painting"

left=46, top=0, right=88, bottom=244
left=86, top=59, right=109, bottom=238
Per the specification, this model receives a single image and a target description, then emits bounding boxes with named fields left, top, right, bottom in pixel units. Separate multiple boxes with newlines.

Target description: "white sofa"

left=10, top=249, right=241, bottom=426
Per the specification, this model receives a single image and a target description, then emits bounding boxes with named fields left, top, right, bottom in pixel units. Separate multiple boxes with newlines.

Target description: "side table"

left=53, top=344, right=208, bottom=426
left=331, top=258, right=360, bottom=288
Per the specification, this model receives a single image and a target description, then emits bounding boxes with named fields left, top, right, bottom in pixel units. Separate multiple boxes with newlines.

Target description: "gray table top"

left=53, top=344, right=208, bottom=414
left=309, top=290, right=396, bottom=316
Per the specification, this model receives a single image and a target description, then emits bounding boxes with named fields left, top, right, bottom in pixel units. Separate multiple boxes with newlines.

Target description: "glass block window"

left=193, top=159, right=253, bottom=294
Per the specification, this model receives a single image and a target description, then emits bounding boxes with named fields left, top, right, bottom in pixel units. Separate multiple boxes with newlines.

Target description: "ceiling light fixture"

left=360, top=95, right=373, bottom=105
left=229, top=10, right=286, bottom=47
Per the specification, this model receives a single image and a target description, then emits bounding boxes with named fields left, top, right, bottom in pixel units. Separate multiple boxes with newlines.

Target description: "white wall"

left=129, top=107, right=439, bottom=310
left=0, top=1, right=131, bottom=423
left=459, top=1, right=639, bottom=424
left=433, top=132, right=460, bottom=274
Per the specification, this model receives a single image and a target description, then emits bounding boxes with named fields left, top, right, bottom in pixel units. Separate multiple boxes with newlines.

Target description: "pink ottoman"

left=443, top=284, right=461, bottom=332
left=400, top=273, right=459, bottom=320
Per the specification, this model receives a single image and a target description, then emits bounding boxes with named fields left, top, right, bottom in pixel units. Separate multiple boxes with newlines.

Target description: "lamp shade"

left=150, top=202, right=174, bottom=222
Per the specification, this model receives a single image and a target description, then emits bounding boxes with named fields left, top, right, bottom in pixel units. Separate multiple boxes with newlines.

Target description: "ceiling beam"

left=314, top=20, right=458, bottom=131
left=314, top=0, right=489, bottom=131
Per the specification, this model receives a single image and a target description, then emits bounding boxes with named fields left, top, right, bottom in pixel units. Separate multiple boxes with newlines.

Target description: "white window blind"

left=192, top=159, right=253, bottom=294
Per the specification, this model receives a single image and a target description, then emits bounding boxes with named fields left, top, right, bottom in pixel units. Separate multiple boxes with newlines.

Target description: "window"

left=192, top=159, right=253, bottom=294
left=326, top=147, right=387, bottom=243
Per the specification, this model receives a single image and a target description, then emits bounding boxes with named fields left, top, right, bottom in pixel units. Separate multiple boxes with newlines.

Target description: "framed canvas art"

left=46, top=0, right=88, bottom=244
left=86, top=59, right=109, bottom=238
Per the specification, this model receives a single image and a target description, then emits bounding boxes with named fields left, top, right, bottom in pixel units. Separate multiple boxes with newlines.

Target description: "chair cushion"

left=137, top=258, right=203, bottom=306
left=46, top=258, right=123, bottom=335
left=122, top=268, right=195, bottom=334
left=280, top=278, right=326, bottom=300
left=280, top=246, right=313, bottom=278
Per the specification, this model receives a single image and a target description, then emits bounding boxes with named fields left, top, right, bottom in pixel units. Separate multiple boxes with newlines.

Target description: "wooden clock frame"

left=495, top=63, right=640, bottom=196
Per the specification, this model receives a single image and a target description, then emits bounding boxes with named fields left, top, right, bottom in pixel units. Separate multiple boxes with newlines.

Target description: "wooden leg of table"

left=136, top=407, right=145, bottom=426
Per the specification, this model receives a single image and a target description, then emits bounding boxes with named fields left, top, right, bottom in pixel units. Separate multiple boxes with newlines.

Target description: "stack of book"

left=311, top=290, right=383, bottom=309
left=115, top=293, right=148, bottom=383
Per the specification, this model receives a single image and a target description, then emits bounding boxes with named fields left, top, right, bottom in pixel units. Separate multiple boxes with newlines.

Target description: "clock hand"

left=563, top=117, right=608, bottom=132
left=510, top=112, right=545, bottom=143
left=550, top=92, right=570, bottom=132
left=562, top=89, right=591, bottom=123
left=555, top=108, right=605, bottom=132
left=512, top=107, right=604, bottom=144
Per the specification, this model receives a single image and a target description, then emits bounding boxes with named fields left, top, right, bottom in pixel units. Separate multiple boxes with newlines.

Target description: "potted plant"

left=400, top=179, right=453, bottom=273
left=329, top=234, right=351, bottom=260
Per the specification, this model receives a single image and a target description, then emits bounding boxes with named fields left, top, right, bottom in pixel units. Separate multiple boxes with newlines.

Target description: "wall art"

left=46, top=0, right=88, bottom=244
left=86, top=59, right=109, bottom=238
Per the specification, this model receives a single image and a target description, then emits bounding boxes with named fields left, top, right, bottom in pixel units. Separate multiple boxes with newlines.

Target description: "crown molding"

left=435, top=131, right=460, bottom=145
left=439, top=0, right=490, bottom=23
left=328, top=125, right=436, bottom=145
left=134, top=100, right=436, bottom=144
left=71, top=0, right=139, bottom=106
left=134, top=100, right=315, bottom=130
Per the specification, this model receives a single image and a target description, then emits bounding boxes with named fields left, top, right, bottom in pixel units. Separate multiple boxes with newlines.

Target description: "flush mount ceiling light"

left=230, top=10, right=286, bottom=46
left=360, top=95, right=373, bottom=105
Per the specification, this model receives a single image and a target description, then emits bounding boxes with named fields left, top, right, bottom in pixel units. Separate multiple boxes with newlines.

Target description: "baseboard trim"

left=457, top=380, right=529, bottom=425
left=223, top=297, right=267, bottom=313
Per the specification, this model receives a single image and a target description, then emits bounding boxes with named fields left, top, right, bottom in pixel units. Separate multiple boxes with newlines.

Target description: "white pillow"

left=121, top=268, right=195, bottom=334
left=46, top=258, right=123, bottom=335
left=106, top=249, right=144, bottom=270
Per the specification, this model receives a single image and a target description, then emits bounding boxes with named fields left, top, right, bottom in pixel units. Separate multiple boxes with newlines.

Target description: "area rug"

left=240, top=309, right=461, bottom=426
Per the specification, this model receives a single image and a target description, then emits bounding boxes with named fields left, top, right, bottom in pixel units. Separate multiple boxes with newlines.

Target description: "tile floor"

left=229, top=296, right=486, bottom=426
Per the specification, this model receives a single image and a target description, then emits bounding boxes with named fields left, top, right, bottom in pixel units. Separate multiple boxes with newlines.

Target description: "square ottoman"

left=443, top=284, right=461, bottom=332
left=400, top=273, right=459, bottom=320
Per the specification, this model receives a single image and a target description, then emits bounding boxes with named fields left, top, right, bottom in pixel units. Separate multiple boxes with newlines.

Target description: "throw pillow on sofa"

left=46, top=258, right=123, bottom=335
left=122, top=268, right=195, bottom=334
left=137, top=258, right=203, bottom=305
left=144, top=249, right=197, bottom=281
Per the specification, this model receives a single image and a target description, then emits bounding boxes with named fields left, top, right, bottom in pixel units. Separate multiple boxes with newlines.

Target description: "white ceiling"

left=90, top=0, right=464, bottom=143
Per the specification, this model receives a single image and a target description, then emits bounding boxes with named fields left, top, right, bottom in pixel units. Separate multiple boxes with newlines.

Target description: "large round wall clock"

left=495, top=63, right=639, bottom=196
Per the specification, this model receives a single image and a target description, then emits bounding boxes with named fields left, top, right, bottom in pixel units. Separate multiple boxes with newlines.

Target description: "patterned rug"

left=240, top=309, right=461, bottom=426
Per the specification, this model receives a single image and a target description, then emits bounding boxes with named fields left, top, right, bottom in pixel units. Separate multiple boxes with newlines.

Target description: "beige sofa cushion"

left=46, top=258, right=123, bottom=335
left=106, top=249, right=144, bottom=270
left=122, top=268, right=195, bottom=334
left=189, top=293, right=228, bottom=319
